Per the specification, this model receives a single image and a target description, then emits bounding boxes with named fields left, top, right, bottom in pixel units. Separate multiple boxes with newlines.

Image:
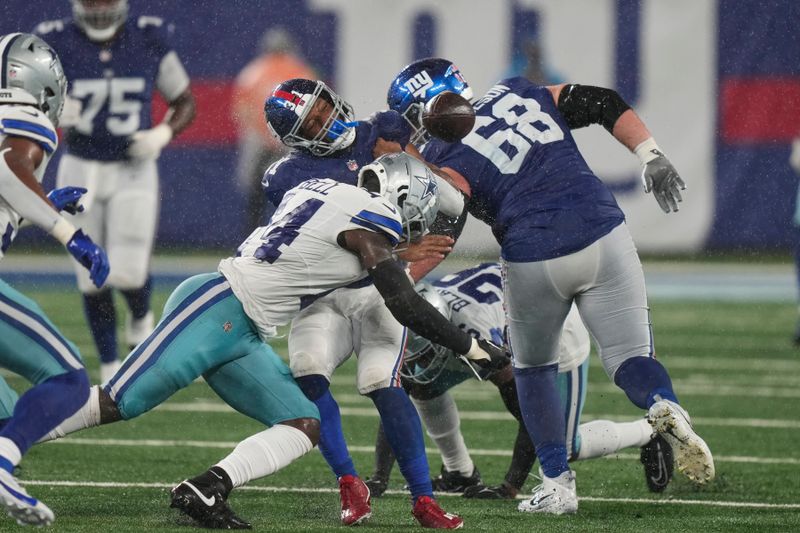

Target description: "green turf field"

left=3, top=285, right=799, bottom=531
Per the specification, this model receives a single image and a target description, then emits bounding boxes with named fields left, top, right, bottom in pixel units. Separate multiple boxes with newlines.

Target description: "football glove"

left=128, top=123, right=172, bottom=160
left=47, top=186, right=87, bottom=215
left=641, top=154, right=686, bottom=213
left=66, top=230, right=110, bottom=288
left=458, top=338, right=510, bottom=381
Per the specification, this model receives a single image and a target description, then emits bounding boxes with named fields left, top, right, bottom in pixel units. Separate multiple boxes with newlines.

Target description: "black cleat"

left=170, top=480, right=252, bottom=530
left=640, top=434, right=675, bottom=493
left=364, top=476, right=389, bottom=498
left=431, top=465, right=482, bottom=493
left=463, top=482, right=518, bottom=500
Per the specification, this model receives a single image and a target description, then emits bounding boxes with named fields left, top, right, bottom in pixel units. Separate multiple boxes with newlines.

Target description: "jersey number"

left=462, top=93, right=564, bottom=174
left=253, top=199, right=324, bottom=263
left=71, top=78, right=146, bottom=136
left=437, top=266, right=502, bottom=305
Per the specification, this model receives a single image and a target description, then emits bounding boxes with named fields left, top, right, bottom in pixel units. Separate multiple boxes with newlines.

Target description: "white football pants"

left=57, top=154, right=158, bottom=294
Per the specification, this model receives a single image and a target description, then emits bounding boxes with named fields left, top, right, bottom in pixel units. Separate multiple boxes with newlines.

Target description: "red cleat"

left=412, top=496, right=464, bottom=529
left=339, top=475, right=372, bottom=526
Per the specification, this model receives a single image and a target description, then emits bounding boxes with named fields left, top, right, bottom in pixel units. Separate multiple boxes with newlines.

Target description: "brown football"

left=421, top=91, right=476, bottom=142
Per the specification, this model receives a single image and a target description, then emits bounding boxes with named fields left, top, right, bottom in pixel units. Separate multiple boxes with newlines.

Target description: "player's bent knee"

left=356, top=366, right=395, bottom=395
left=107, top=267, right=149, bottom=290
left=290, top=352, right=333, bottom=383
left=280, top=417, right=321, bottom=447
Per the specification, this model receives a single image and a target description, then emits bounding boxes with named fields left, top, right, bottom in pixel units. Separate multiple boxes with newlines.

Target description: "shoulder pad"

left=0, top=105, right=57, bottom=154
left=349, top=190, right=403, bottom=246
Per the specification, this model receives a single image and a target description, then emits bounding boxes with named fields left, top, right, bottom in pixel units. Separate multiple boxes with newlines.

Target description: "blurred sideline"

left=0, top=254, right=793, bottom=302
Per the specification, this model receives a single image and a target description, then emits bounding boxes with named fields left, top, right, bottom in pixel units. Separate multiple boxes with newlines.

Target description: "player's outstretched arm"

left=0, top=137, right=109, bottom=287
left=342, top=228, right=508, bottom=370
left=548, top=83, right=686, bottom=213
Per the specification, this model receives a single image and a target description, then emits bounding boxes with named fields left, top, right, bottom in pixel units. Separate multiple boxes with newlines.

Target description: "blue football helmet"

left=387, top=58, right=473, bottom=145
left=264, top=78, right=357, bottom=157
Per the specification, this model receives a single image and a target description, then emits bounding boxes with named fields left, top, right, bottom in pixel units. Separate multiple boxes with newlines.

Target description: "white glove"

left=58, top=95, right=83, bottom=128
left=790, top=138, right=800, bottom=173
left=127, top=123, right=173, bottom=160
left=635, top=138, right=686, bottom=214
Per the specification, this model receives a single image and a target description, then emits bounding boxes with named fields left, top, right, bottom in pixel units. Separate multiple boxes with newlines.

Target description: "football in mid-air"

left=421, top=91, right=475, bottom=142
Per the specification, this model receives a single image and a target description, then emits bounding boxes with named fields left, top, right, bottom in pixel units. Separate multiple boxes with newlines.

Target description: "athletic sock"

left=576, top=418, right=653, bottom=460
left=38, top=385, right=102, bottom=442
left=514, top=364, right=569, bottom=479
left=0, top=438, right=21, bottom=472
left=215, top=425, right=313, bottom=488
left=296, top=375, right=357, bottom=478
left=121, top=276, right=153, bottom=320
left=412, top=393, right=474, bottom=475
left=614, top=356, right=678, bottom=409
left=0, top=369, right=89, bottom=454
left=369, top=387, right=432, bottom=503
left=83, top=291, right=118, bottom=364
left=371, top=422, right=396, bottom=481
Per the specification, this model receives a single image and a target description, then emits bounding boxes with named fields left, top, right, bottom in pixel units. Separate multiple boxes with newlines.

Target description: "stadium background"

left=1, top=0, right=799, bottom=255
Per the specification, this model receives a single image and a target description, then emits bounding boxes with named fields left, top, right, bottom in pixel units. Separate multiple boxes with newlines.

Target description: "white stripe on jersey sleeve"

left=0, top=106, right=58, bottom=153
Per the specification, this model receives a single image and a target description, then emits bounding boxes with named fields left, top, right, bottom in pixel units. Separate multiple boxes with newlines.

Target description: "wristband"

left=633, top=137, right=663, bottom=165
left=51, top=217, right=76, bottom=246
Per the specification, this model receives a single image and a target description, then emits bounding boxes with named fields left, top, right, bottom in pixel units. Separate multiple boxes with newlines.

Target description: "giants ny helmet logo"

left=403, top=71, right=434, bottom=99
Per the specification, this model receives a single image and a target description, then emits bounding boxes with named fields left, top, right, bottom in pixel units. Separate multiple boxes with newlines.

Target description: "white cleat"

left=517, top=470, right=578, bottom=515
left=0, top=468, right=55, bottom=526
left=648, top=399, right=715, bottom=485
left=125, top=310, right=154, bottom=350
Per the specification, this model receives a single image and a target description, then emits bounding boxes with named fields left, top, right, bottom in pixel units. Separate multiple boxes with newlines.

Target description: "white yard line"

left=19, top=479, right=800, bottom=509
left=45, top=437, right=800, bottom=466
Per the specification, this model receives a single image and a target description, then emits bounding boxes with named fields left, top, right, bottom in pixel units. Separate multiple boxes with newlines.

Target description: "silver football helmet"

left=400, top=282, right=452, bottom=385
left=357, top=152, right=440, bottom=241
left=72, top=0, right=129, bottom=42
left=0, top=33, right=67, bottom=127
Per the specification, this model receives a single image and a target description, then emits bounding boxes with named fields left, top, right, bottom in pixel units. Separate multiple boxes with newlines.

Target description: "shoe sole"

left=2, top=501, right=54, bottom=526
left=648, top=404, right=715, bottom=484
left=342, top=510, right=372, bottom=526
left=517, top=496, right=578, bottom=515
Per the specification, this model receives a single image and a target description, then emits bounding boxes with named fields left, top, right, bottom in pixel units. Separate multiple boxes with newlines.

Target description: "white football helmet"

left=72, top=0, right=129, bottom=42
left=400, top=282, right=452, bottom=385
left=357, top=152, right=439, bottom=241
left=0, top=33, right=67, bottom=127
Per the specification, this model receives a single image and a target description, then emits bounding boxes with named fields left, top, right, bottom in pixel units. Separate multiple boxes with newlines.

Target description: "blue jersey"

left=422, top=77, right=625, bottom=262
left=262, top=111, right=410, bottom=207
left=34, top=16, right=185, bottom=161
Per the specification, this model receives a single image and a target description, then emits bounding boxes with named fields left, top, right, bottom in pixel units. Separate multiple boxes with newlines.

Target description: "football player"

left=0, top=33, right=109, bottom=526
left=43, top=153, right=504, bottom=529
left=365, top=263, right=672, bottom=500
left=262, top=79, right=469, bottom=527
left=386, top=58, right=714, bottom=514
left=34, top=0, right=197, bottom=383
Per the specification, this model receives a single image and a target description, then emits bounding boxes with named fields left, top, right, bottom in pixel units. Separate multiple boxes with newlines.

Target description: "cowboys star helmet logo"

left=416, top=175, right=438, bottom=200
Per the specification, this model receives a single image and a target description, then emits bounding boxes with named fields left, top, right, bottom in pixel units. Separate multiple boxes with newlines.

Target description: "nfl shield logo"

left=347, top=160, right=358, bottom=171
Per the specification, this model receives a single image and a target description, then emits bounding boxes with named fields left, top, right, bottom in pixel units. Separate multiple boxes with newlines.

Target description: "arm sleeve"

left=0, top=149, right=59, bottom=231
left=557, top=84, right=631, bottom=132
left=434, top=174, right=466, bottom=217
left=370, top=258, right=473, bottom=354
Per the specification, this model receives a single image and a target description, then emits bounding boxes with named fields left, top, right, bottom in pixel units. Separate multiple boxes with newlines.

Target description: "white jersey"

left=435, top=262, right=590, bottom=372
left=0, top=104, right=57, bottom=260
left=219, top=178, right=403, bottom=340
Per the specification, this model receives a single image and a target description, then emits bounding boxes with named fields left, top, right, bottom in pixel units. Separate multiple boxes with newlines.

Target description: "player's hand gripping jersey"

left=34, top=16, right=189, bottom=161
left=421, top=78, right=625, bottom=262
left=219, top=178, right=403, bottom=340
left=0, top=105, right=57, bottom=258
